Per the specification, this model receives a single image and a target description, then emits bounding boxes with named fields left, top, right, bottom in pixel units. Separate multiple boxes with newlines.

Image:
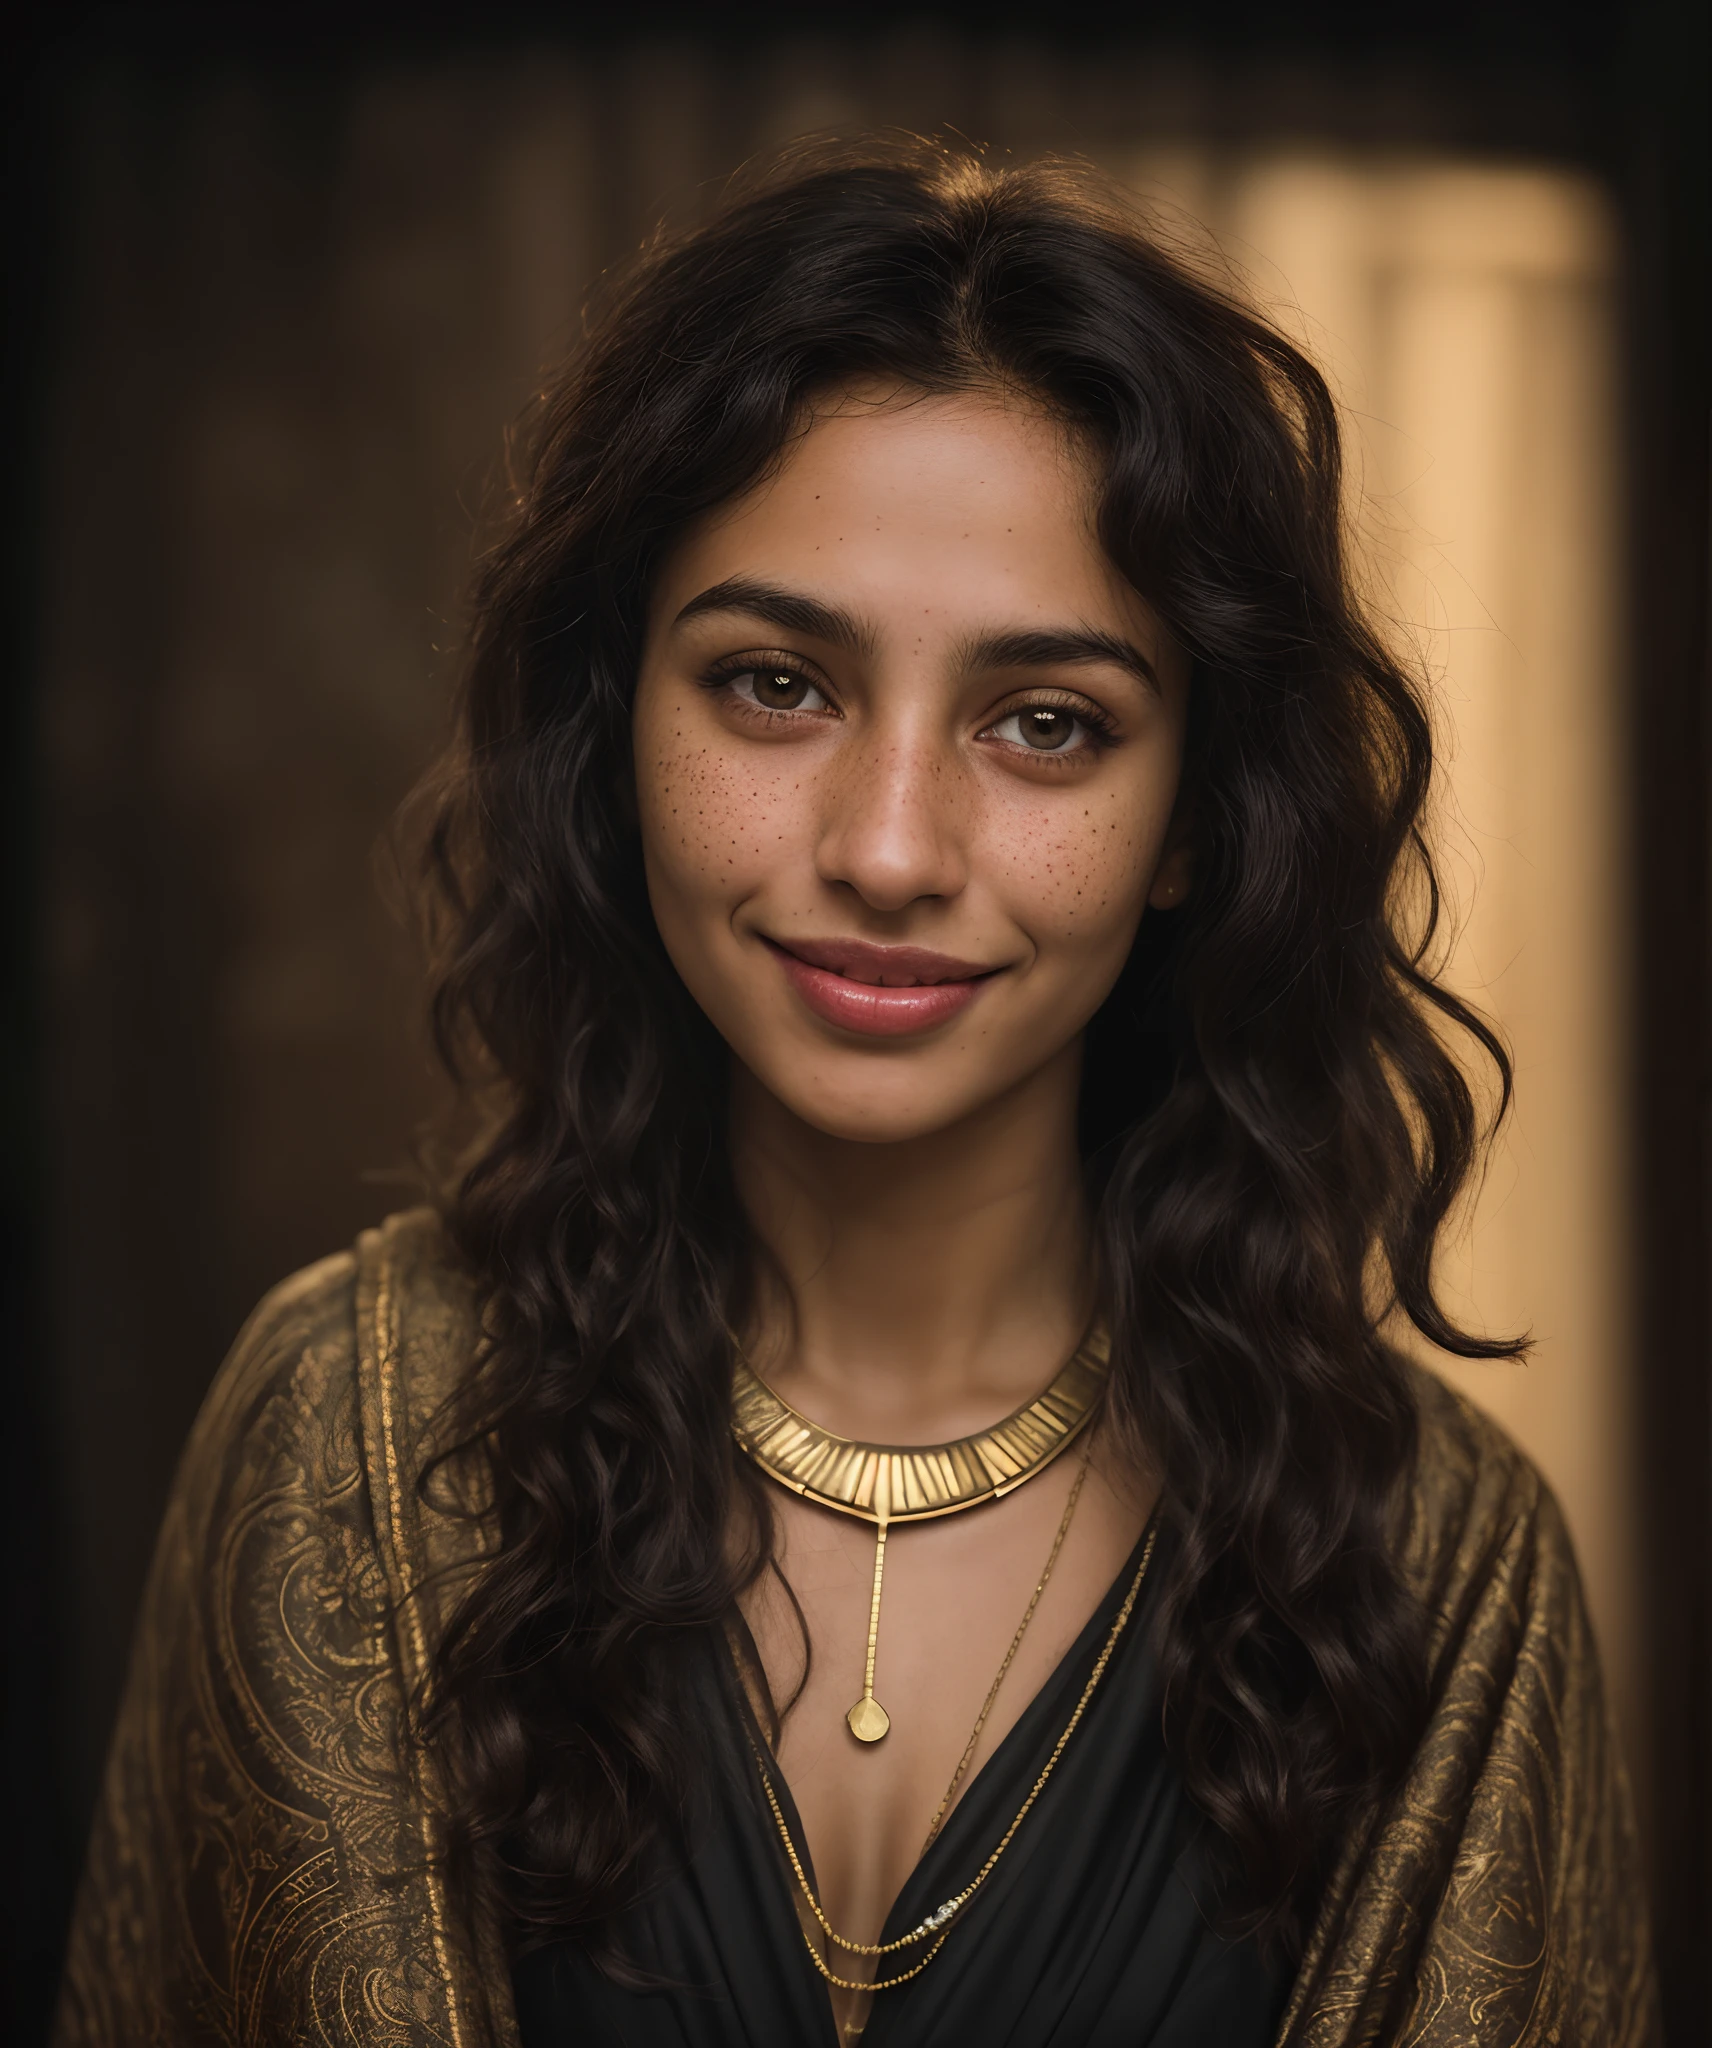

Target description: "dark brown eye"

left=752, top=669, right=808, bottom=709
left=730, top=666, right=828, bottom=713
left=1020, top=707, right=1075, bottom=750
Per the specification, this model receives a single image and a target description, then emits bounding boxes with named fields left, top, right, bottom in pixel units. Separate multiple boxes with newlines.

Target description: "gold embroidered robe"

left=54, top=1210, right=1659, bottom=2046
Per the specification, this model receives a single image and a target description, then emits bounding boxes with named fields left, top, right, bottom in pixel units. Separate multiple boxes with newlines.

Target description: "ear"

left=1147, top=838, right=1193, bottom=911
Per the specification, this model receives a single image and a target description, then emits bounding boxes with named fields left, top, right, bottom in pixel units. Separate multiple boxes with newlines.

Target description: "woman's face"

left=633, top=386, right=1191, bottom=1146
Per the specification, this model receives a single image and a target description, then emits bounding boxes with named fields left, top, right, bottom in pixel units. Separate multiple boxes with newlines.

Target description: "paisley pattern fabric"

left=54, top=1210, right=1658, bottom=2047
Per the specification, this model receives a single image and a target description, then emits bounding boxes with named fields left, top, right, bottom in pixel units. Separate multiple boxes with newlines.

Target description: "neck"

left=730, top=1042, right=1093, bottom=1444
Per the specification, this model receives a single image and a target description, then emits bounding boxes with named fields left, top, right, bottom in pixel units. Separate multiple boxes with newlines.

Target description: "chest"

left=735, top=1452, right=1149, bottom=1955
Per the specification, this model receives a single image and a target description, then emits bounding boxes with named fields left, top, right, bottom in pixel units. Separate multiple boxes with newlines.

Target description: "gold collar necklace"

left=731, top=1328, right=1109, bottom=1743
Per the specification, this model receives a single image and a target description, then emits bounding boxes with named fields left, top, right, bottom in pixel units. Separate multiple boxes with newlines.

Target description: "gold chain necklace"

left=749, top=1514, right=1158, bottom=1995
left=731, top=1448, right=1088, bottom=1991
left=732, top=1328, right=1109, bottom=1742
left=918, top=1448, right=1091, bottom=1857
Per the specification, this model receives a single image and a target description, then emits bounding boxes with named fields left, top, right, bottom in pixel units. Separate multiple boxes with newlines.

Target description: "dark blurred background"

left=7, top=4, right=1707, bottom=2040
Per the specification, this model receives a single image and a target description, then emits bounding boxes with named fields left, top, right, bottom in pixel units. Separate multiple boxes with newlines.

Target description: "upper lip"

left=765, top=935, right=999, bottom=987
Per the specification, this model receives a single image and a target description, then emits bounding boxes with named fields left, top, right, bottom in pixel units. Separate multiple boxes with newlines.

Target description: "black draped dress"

left=513, top=1530, right=1284, bottom=2046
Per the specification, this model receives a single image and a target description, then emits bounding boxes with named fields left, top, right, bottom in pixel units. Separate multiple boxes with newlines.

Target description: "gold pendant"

left=731, top=1327, right=1109, bottom=1749
left=847, top=1696, right=890, bottom=1742
left=847, top=1504, right=891, bottom=1742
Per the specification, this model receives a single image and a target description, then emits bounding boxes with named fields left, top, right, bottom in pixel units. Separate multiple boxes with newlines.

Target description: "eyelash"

left=702, top=651, right=835, bottom=717
left=981, top=693, right=1119, bottom=761
left=700, top=653, right=1119, bottom=758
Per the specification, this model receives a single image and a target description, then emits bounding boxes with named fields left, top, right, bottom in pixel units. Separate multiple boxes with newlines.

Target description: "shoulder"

left=355, top=1204, right=485, bottom=1438
left=1401, top=1356, right=1548, bottom=1563
left=181, top=1248, right=360, bottom=1477
left=1398, top=1357, right=1586, bottom=1688
left=170, top=1208, right=485, bottom=1601
left=1279, top=1364, right=1656, bottom=2042
left=128, top=1206, right=490, bottom=1832
left=181, top=1208, right=473, bottom=1472
left=59, top=1232, right=511, bottom=2043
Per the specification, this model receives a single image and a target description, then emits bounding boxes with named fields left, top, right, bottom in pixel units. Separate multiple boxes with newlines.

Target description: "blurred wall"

left=1140, top=148, right=1639, bottom=1793
left=41, top=34, right=1640, bottom=1860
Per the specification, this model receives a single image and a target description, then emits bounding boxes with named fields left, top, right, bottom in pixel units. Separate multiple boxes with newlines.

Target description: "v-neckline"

left=512, top=1513, right=1289, bottom=2048
left=729, top=1517, right=1159, bottom=2020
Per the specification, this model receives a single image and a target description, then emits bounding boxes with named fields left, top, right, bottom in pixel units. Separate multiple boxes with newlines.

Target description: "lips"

left=763, top=936, right=998, bottom=1038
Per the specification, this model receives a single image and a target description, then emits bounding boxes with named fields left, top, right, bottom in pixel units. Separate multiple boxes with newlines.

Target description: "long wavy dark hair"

left=416, top=138, right=1517, bottom=1958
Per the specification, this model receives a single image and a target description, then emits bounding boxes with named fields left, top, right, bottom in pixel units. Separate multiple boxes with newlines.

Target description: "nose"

left=814, top=718, right=970, bottom=914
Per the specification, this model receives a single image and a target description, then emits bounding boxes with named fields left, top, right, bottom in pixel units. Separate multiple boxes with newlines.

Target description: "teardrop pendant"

left=731, top=1333, right=1109, bottom=1753
left=846, top=1695, right=890, bottom=1742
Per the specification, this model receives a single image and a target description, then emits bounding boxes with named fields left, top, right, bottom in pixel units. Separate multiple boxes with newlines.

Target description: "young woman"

left=57, top=143, right=1656, bottom=2047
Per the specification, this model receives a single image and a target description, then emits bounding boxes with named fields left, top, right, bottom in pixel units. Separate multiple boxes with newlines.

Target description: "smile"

left=763, top=937, right=998, bottom=1038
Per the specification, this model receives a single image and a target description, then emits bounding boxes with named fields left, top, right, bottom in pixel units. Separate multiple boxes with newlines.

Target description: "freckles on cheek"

left=650, top=725, right=800, bottom=896
left=988, top=791, right=1151, bottom=937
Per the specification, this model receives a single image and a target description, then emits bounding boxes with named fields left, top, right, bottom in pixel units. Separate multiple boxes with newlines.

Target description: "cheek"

left=636, top=706, right=807, bottom=915
left=982, top=781, right=1156, bottom=955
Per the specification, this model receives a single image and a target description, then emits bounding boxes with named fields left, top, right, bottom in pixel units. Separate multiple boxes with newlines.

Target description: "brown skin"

left=634, top=385, right=1191, bottom=2025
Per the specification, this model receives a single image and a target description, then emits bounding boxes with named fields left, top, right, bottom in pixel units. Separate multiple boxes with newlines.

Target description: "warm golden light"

left=1126, top=146, right=1635, bottom=1772
left=40, top=58, right=1642, bottom=1843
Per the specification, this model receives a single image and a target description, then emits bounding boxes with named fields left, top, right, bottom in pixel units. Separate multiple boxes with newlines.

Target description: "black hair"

left=416, top=137, right=1516, bottom=1957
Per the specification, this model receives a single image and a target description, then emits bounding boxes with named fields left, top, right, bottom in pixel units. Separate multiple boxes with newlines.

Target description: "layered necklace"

left=732, top=1326, right=1111, bottom=1741
left=730, top=1329, right=1156, bottom=2002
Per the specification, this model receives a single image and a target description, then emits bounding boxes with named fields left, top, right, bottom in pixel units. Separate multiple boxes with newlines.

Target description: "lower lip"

left=770, top=946, right=988, bottom=1037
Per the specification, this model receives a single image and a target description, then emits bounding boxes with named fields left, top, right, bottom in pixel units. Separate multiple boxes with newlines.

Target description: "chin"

left=767, top=1067, right=1009, bottom=1146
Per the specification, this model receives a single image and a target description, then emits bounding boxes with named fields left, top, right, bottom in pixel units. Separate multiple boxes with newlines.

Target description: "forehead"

left=779, top=380, right=1093, bottom=500
left=651, top=386, right=1149, bottom=645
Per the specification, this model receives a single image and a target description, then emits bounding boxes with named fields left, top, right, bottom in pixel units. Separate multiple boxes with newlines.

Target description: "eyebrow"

left=957, top=627, right=1159, bottom=696
left=673, top=577, right=878, bottom=658
left=673, top=576, right=1158, bottom=694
